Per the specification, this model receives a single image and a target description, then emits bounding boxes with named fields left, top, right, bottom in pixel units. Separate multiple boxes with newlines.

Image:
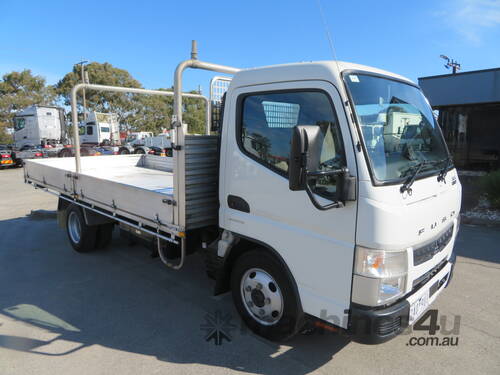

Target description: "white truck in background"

left=119, top=132, right=172, bottom=155
left=13, top=105, right=67, bottom=149
left=24, top=42, right=461, bottom=344
left=79, top=112, right=120, bottom=146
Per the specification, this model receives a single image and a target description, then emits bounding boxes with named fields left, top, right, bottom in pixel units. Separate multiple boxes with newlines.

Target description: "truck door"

left=221, top=80, right=357, bottom=327
left=80, top=125, right=96, bottom=144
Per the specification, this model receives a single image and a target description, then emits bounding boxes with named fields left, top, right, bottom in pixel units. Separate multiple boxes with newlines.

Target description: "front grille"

left=376, top=316, right=402, bottom=336
left=412, top=258, right=448, bottom=289
left=413, top=224, right=454, bottom=266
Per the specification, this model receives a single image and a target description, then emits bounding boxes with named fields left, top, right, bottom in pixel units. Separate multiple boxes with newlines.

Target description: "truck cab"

left=79, top=112, right=120, bottom=145
left=13, top=105, right=65, bottom=149
left=125, top=131, right=154, bottom=145
left=216, top=61, right=460, bottom=342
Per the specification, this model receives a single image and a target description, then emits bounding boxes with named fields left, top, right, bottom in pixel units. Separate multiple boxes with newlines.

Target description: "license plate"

left=409, top=289, right=429, bottom=325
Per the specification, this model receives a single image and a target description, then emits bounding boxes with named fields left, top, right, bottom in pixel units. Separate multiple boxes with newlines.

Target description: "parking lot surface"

left=1, top=167, right=499, bottom=375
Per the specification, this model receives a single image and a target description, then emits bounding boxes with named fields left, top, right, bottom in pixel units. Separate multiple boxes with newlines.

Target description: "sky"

left=0, top=0, right=499, bottom=93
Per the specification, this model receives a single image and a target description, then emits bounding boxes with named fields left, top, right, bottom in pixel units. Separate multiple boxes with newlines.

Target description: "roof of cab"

left=230, top=61, right=414, bottom=88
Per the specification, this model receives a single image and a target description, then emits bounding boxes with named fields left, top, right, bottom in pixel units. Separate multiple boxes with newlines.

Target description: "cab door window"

left=13, top=117, right=26, bottom=131
left=239, top=90, right=346, bottom=199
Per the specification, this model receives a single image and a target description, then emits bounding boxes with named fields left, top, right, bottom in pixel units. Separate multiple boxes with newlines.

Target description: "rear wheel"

left=119, top=148, right=130, bottom=155
left=134, top=148, right=145, bottom=154
left=231, top=249, right=303, bottom=341
left=66, top=205, right=97, bottom=252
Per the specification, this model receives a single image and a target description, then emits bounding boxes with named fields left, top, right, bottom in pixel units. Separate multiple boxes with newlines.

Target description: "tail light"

left=34, top=152, right=43, bottom=157
left=113, top=151, right=118, bottom=155
left=1, top=154, right=10, bottom=158
left=148, top=150, right=155, bottom=154
left=64, top=145, right=72, bottom=148
left=43, top=144, right=53, bottom=148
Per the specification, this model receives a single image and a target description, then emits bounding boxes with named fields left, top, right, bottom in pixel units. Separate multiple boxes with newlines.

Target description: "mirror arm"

left=304, top=183, right=343, bottom=210
left=304, top=167, right=348, bottom=210
left=306, top=167, right=348, bottom=178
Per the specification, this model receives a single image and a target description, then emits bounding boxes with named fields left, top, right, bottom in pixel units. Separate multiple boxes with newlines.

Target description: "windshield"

left=344, top=73, right=449, bottom=183
left=13, top=117, right=26, bottom=131
left=126, top=135, right=137, bottom=142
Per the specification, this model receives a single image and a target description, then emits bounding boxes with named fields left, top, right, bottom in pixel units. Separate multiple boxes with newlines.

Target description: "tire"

left=231, top=249, right=303, bottom=341
left=95, top=223, right=114, bottom=249
left=119, top=148, right=130, bottom=155
left=59, top=149, right=71, bottom=158
left=134, top=148, right=145, bottom=154
left=66, top=205, right=97, bottom=252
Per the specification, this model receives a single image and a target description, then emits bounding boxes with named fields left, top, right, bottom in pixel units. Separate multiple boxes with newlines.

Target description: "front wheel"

left=231, top=250, right=303, bottom=341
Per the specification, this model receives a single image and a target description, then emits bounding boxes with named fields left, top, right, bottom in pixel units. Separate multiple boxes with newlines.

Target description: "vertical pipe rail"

left=172, top=41, right=240, bottom=229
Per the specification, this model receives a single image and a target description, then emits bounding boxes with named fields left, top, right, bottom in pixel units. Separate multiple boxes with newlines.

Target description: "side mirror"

left=289, top=125, right=357, bottom=210
left=289, top=125, right=322, bottom=191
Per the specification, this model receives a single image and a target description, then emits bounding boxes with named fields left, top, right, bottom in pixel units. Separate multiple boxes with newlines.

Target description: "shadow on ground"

left=0, top=214, right=350, bottom=375
left=454, top=224, right=500, bottom=264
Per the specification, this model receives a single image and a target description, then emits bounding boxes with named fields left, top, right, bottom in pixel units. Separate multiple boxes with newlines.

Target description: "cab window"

left=13, top=117, right=26, bottom=131
left=239, top=90, right=346, bottom=199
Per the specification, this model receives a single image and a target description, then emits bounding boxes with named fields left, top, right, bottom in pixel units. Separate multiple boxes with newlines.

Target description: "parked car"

left=0, top=149, right=14, bottom=169
left=58, top=146, right=101, bottom=158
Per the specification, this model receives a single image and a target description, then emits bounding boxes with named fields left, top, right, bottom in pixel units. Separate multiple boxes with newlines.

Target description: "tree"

left=183, top=95, right=207, bottom=134
left=128, top=90, right=174, bottom=133
left=55, top=62, right=142, bottom=126
left=128, top=91, right=207, bottom=134
left=56, top=62, right=208, bottom=135
left=0, top=70, right=56, bottom=143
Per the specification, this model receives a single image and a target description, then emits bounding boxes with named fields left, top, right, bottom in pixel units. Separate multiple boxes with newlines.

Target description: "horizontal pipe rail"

left=70, top=83, right=209, bottom=173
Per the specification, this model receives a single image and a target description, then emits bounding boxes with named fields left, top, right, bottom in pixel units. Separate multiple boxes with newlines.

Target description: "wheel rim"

left=240, top=268, right=284, bottom=326
left=68, top=211, right=81, bottom=244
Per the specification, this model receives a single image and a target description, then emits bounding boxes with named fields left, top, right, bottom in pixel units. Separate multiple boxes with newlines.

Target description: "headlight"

left=352, top=246, right=408, bottom=306
left=378, top=275, right=406, bottom=304
left=354, top=246, right=407, bottom=278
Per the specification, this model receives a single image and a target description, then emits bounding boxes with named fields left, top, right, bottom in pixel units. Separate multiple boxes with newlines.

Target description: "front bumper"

left=349, top=256, right=455, bottom=344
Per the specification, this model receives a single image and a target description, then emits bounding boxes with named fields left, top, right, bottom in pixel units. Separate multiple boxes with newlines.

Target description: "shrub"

left=480, top=170, right=500, bottom=209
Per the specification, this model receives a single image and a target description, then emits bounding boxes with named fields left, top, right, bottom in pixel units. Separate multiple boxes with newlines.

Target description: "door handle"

left=227, top=195, right=250, bottom=213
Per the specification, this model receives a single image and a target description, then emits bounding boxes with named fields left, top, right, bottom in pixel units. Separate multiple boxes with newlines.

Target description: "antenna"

left=440, top=55, right=461, bottom=74
left=316, top=0, right=341, bottom=72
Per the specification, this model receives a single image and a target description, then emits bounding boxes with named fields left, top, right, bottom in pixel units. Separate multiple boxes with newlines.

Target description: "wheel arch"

left=214, top=233, right=302, bottom=311
left=57, top=196, right=71, bottom=228
left=58, top=197, right=115, bottom=227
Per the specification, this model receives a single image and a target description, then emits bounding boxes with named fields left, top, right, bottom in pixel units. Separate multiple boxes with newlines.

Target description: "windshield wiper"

left=400, top=161, right=428, bottom=194
left=400, top=158, right=447, bottom=194
left=437, top=156, right=453, bottom=183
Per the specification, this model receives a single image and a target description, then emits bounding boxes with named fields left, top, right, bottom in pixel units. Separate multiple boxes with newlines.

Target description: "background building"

left=419, top=68, right=500, bottom=170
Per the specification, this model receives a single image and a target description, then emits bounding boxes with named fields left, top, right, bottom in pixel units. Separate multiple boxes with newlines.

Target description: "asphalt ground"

left=0, top=167, right=499, bottom=375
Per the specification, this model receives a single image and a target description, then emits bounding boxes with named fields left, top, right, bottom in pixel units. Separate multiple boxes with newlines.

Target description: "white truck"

left=79, top=112, right=120, bottom=146
left=24, top=43, right=461, bottom=344
left=119, top=132, right=172, bottom=155
left=13, top=105, right=66, bottom=149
